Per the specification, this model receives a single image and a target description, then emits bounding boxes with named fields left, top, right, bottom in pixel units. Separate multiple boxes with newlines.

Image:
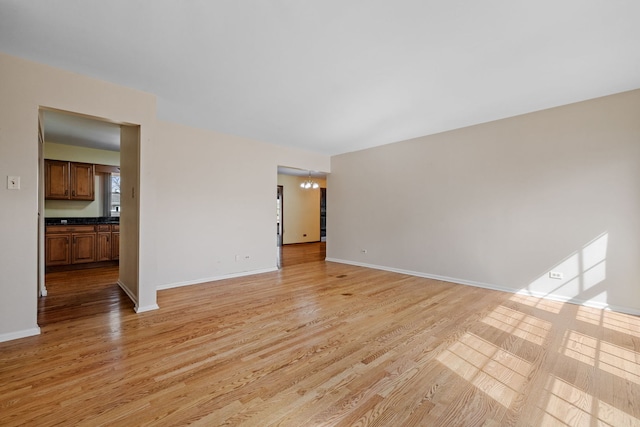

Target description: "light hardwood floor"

left=279, top=242, right=327, bottom=267
left=1, top=244, right=639, bottom=426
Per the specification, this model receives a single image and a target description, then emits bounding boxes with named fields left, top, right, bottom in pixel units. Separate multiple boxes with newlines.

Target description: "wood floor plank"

left=1, top=243, right=639, bottom=426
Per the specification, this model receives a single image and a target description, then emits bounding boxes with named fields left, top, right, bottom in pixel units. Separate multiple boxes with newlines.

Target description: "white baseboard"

left=325, top=258, right=640, bottom=316
left=117, top=279, right=138, bottom=305
left=135, top=304, right=160, bottom=313
left=118, top=280, right=159, bottom=313
left=513, top=288, right=640, bottom=316
left=156, top=267, right=279, bottom=291
left=0, top=327, right=41, bottom=343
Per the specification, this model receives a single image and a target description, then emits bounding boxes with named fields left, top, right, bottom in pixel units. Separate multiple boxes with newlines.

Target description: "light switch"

left=7, top=176, right=20, bottom=190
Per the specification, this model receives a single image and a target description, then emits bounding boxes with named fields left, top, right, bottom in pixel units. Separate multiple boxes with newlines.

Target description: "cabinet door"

left=71, top=233, right=96, bottom=264
left=45, top=234, right=71, bottom=266
left=97, top=232, right=112, bottom=261
left=111, top=232, right=120, bottom=260
left=70, top=162, right=95, bottom=200
left=45, top=160, right=70, bottom=200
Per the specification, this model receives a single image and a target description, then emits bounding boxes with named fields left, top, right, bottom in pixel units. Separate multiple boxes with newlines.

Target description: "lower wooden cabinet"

left=111, top=231, right=120, bottom=260
left=45, top=234, right=71, bottom=266
left=71, top=233, right=97, bottom=264
left=97, top=232, right=112, bottom=262
left=45, top=223, right=119, bottom=267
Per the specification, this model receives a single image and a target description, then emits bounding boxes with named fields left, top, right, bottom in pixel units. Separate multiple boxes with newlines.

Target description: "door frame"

left=37, top=111, right=47, bottom=297
left=37, top=107, right=141, bottom=311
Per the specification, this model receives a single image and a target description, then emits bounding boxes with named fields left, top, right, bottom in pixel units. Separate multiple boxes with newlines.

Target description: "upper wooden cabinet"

left=70, top=162, right=95, bottom=200
left=45, top=160, right=69, bottom=199
left=45, top=160, right=95, bottom=201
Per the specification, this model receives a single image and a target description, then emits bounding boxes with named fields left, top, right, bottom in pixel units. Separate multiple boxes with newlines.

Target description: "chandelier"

left=300, top=172, right=319, bottom=189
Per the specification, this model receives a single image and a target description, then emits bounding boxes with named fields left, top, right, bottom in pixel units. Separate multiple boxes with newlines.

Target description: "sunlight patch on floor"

left=481, top=305, right=551, bottom=346
left=576, top=307, right=640, bottom=338
left=562, top=330, right=640, bottom=385
left=436, top=331, right=532, bottom=408
left=538, top=376, right=639, bottom=427
left=509, top=294, right=563, bottom=314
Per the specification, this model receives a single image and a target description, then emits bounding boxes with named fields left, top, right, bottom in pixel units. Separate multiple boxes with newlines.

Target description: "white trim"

left=325, top=258, right=640, bottom=317
left=118, top=281, right=159, bottom=313
left=118, top=280, right=138, bottom=306
left=0, top=327, right=41, bottom=343
left=135, top=304, right=160, bottom=313
left=156, top=267, right=278, bottom=291
left=513, top=288, right=640, bottom=316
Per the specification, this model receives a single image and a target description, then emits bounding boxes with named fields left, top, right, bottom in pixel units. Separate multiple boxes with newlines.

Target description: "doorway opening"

left=320, top=187, right=326, bottom=242
left=276, top=166, right=328, bottom=268
left=37, top=107, right=140, bottom=325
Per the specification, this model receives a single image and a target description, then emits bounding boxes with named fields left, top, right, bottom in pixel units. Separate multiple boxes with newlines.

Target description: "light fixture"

left=300, top=172, right=319, bottom=189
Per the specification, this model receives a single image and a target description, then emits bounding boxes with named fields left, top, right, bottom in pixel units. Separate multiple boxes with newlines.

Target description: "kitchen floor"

left=39, top=265, right=123, bottom=327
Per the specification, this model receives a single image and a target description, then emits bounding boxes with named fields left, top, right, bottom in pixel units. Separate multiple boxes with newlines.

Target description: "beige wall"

left=328, top=89, right=640, bottom=315
left=152, top=121, right=329, bottom=289
left=277, top=174, right=326, bottom=244
left=43, top=142, right=120, bottom=217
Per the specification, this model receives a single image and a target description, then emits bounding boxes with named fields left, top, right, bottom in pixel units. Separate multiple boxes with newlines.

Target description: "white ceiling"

left=43, top=110, right=121, bottom=152
left=2, top=1, right=639, bottom=156
left=277, top=166, right=326, bottom=179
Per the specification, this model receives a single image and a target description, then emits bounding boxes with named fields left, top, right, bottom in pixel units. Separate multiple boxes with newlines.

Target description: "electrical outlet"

left=549, top=271, right=563, bottom=280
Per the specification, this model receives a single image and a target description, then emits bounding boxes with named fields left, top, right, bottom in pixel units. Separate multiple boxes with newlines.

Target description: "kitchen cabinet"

left=45, top=225, right=96, bottom=266
left=70, top=162, right=95, bottom=200
left=112, top=225, right=120, bottom=260
left=45, top=160, right=95, bottom=200
left=45, top=234, right=71, bottom=266
left=45, top=223, right=118, bottom=267
left=71, top=233, right=97, bottom=264
left=96, top=224, right=119, bottom=261
left=45, top=160, right=70, bottom=199
left=97, top=231, right=112, bottom=261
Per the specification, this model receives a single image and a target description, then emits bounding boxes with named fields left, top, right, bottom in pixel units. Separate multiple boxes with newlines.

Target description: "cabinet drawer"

left=96, top=224, right=111, bottom=232
left=111, top=224, right=120, bottom=232
left=46, top=225, right=96, bottom=234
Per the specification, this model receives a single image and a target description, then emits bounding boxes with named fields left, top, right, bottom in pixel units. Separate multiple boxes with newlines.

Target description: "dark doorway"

left=277, top=185, right=283, bottom=247
left=320, top=187, right=326, bottom=242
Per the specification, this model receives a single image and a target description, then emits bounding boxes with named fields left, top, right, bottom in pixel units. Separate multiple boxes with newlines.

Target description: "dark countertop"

left=45, top=217, right=119, bottom=226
